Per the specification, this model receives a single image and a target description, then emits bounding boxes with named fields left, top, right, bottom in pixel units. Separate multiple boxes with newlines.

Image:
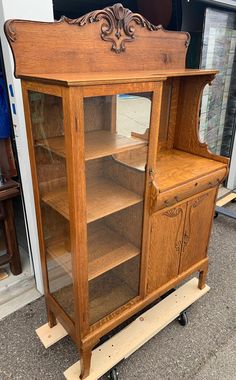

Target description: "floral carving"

left=192, top=193, right=209, bottom=208
left=163, top=207, right=183, bottom=253
left=63, top=3, right=161, bottom=53
left=163, top=208, right=182, bottom=218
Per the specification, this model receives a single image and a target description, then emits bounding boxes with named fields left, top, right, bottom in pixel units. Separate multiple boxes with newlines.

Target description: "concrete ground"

left=0, top=203, right=235, bottom=380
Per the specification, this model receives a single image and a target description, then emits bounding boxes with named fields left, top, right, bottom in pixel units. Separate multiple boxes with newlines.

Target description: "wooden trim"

left=139, top=83, right=164, bottom=298
left=174, top=75, right=229, bottom=164
left=63, top=87, right=90, bottom=342
left=21, top=82, right=52, bottom=317
left=21, top=80, right=63, bottom=97
left=82, top=82, right=161, bottom=97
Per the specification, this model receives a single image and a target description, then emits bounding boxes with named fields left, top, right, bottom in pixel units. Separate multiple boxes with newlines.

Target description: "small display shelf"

left=42, top=176, right=142, bottom=223
left=47, top=220, right=139, bottom=281
left=36, top=130, right=147, bottom=161
left=115, top=148, right=226, bottom=191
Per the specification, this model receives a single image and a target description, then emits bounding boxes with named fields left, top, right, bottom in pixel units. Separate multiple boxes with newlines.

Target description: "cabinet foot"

left=198, top=267, right=208, bottom=290
left=80, top=348, right=92, bottom=379
left=47, top=308, right=57, bottom=328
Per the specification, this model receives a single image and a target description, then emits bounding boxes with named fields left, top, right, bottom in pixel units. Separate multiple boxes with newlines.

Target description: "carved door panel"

left=147, top=203, right=186, bottom=293
left=179, top=188, right=217, bottom=273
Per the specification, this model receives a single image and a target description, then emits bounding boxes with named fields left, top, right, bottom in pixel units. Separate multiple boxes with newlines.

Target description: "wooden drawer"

left=151, top=167, right=227, bottom=213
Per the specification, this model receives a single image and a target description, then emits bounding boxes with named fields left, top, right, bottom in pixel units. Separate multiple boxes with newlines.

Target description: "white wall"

left=0, top=0, right=54, bottom=293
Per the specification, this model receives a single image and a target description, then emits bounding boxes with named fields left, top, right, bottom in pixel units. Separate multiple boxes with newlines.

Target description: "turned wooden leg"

left=80, top=347, right=92, bottom=379
left=198, top=265, right=208, bottom=290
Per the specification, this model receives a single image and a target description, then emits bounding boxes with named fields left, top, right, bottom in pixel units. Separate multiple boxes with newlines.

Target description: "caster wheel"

left=178, top=311, right=188, bottom=326
left=108, top=368, right=119, bottom=380
left=214, top=211, right=218, bottom=219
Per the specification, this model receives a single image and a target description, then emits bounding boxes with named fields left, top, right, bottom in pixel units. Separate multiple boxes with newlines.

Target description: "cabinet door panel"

left=147, top=203, right=186, bottom=293
left=179, top=188, right=216, bottom=273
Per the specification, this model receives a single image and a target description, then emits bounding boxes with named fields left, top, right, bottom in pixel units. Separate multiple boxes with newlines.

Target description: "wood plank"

left=47, top=222, right=140, bottom=281
left=18, top=69, right=218, bottom=86
left=64, top=278, right=210, bottom=380
left=36, top=320, right=68, bottom=349
left=156, top=149, right=226, bottom=192
left=114, top=149, right=226, bottom=192
left=36, top=130, right=147, bottom=161
left=42, top=177, right=142, bottom=223
left=216, top=192, right=236, bottom=207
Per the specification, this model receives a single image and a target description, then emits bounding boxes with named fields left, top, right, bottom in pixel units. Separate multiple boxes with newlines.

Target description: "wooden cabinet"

left=147, top=188, right=216, bottom=293
left=5, top=4, right=229, bottom=378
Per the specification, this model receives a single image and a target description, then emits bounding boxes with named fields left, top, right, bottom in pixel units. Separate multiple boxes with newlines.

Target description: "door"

left=147, top=203, right=186, bottom=293
left=179, top=188, right=216, bottom=273
left=82, top=90, right=154, bottom=325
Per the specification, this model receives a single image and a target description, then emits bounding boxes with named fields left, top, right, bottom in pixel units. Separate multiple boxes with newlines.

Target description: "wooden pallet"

left=36, top=277, right=209, bottom=380
left=216, top=192, right=236, bottom=207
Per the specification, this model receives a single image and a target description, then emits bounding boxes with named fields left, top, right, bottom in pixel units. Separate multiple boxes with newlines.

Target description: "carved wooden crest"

left=63, top=3, right=161, bottom=54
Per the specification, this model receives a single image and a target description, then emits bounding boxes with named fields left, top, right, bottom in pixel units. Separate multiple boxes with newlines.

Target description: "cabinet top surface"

left=20, top=69, right=218, bottom=87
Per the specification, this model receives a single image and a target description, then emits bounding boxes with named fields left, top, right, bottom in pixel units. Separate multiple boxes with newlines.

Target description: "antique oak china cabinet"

left=5, top=4, right=228, bottom=378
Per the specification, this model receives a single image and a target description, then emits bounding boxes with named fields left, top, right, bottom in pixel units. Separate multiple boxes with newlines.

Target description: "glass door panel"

left=83, top=93, right=152, bottom=325
left=28, top=91, right=74, bottom=319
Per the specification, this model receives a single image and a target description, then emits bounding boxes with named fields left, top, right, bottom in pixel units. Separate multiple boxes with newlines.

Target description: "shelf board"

left=46, top=222, right=140, bottom=281
left=36, top=130, right=147, bottom=161
left=42, top=177, right=142, bottom=223
left=156, top=149, right=226, bottom=192
left=113, top=147, right=147, bottom=171
left=89, top=271, right=137, bottom=325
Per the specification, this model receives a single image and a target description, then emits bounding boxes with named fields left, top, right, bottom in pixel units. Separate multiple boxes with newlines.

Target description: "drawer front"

left=151, top=167, right=227, bottom=213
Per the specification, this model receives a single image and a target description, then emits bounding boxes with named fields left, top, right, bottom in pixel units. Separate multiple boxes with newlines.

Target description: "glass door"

left=83, top=92, right=153, bottom=325
left=28, top=91, right=74, bottom=320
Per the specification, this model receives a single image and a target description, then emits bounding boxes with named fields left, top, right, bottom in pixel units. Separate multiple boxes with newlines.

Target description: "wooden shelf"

left=49, top=272, right=138, bottom=325
left=36, top=130, right=147, bottom=161
left=156, top=149, right=226, bottom=192
left=113, top=147, right=147, bottom=171
left=89, top=271, right=137, bottom=325
left=42, top=177, right=142, bottom=223
left=113, top=148, right=226, bottom=182
left=46, top=221, right=140, bottom=281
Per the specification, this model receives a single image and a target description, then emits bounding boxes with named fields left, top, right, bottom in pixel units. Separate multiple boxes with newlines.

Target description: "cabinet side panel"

left=147, top=203, right=186, bottom=293
left=179, top=188, right=217, bottom=273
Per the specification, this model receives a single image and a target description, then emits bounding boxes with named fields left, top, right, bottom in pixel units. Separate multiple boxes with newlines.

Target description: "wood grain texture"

left=152, top=167, right=227, bottom=212
left=16, top=70, right=219, bottom=87
left=156, top=149, right=226, bottom=192
left=36, top=131, right=147, bottom=161
left=147, top=203, right=186, bottom=293
left=174, top=75, right=228, bottom=164
left=47, top=221, right=140, bottom=281
left=5, top=3, right=189, bottom=78
left=179, top=188, right=217, bottom=273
